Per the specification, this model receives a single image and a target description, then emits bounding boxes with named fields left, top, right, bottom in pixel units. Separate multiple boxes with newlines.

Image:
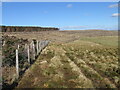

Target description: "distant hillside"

left=0, top=26, right=59, bottom=32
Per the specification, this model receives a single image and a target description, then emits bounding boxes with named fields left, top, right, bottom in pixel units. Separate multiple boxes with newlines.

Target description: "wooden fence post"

left=32, top=42, right=35, bottom=60
left=40, top=41, right=42, bottom=49
left=36, top=40, right=39, bottom=55
left=30, top=41, right=33, bottom=50
left=25, top=44, right=27, bottom=50
left=41, top=41, right=43, bottom=49
left=44, top=41, right=46, bottom=48
left=2, top=41, right=5, bottom=46
left=27, top=45, right=30, bottom=64
left=43, top=41, right=45, bottom=48
left=18, top=44, right=20, bottom=49
left=16, top=49, right=19, bottom=78
left=39, top=41, right=41, bottom=52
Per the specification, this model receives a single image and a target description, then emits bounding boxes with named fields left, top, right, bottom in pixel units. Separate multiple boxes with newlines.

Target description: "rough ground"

left=3, top=30, right=118, bottom=44
left=16, top=34, right=119, bottom=88
left=2, top=30, right=119, bottom=88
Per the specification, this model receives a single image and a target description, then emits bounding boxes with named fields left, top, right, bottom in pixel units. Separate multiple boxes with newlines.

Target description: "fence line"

left=2, top=38, right=49, bottom=78
left=15, top=40, right=49, bottom=78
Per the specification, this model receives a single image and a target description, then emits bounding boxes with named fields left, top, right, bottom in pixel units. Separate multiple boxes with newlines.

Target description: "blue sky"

left=2, top=2, right=119, bottom=30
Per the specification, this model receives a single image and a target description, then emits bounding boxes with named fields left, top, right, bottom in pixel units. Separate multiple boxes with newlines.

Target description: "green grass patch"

left=80, top=36, right=118, bottom=47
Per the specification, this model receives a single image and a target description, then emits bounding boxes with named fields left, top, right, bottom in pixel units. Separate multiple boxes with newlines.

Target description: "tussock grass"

left=17, top=35, right=119, bottom=88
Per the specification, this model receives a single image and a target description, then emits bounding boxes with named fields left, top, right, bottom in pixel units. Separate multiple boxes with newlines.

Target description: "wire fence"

left=2, top=38, right=49, bottom=79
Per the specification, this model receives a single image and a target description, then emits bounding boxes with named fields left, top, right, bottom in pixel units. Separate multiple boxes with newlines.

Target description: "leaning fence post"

left=27, top=45, right=30, bottom=64
left=16, top=49, right=19, bottom=78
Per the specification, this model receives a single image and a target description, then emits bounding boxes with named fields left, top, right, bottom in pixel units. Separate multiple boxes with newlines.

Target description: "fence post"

left=2, top=41, right=5, bottom=46
left=16, top=49, right=19, bottom=78
left=30, top=41, right=33, bottom=50
left=41, top=41, right=43, bottom=49
left=36, top=40, right=39, bottom=55
left=18, top=44, right=20, bottom=49
left=39, top=41, right=41, bottom=53
left=27, top=45, right=30, bottom=64
left=43, top=41, right=45, bottom=48
left=25, top=44, right=27, bottom=50
left=32, top=42, right=36, bottom=60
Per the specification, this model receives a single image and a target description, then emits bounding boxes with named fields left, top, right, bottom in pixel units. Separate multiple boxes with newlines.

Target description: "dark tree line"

left=1, top=26, right=59, bottom=32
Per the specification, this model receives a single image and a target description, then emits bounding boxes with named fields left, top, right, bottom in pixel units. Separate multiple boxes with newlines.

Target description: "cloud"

left=112, top=13, right=120, bottom=17
left=66, top=4, right=73, bottom=8
left=60, top=25, right=118, bottom=30
left=61, top=26, right=87, bottom=29
left=109, top=4, right=120, bottom=8
left=95, top=25, right=118, bottom=30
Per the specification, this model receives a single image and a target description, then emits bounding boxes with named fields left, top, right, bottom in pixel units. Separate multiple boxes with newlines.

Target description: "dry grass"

left=2, top=30, right=117, bottom=43
left=2, top=30, right=119, bottom=88
left=16, top=31, right=119, bottom=88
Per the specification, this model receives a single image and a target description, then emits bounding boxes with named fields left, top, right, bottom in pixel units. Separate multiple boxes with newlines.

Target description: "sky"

left=1, top=2, right=119, bottom=30
left=1, top=0, right=120, bottom=2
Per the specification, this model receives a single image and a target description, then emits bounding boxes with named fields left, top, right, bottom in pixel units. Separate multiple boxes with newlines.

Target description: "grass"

left=80, top=36, right=118, bottom=47
left=64, top=47, right=118, bottom=88
left=17, top=36, right=119, bottom=88
left=3, top=30, right=118, bottom=88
